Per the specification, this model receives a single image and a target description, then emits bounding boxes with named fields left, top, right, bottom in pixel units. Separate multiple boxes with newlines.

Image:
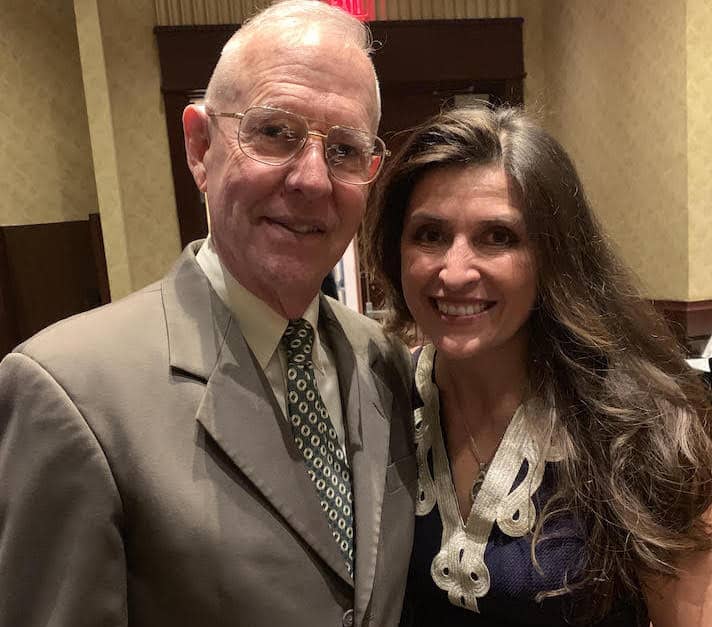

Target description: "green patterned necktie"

left=281, top=318, right=354, bottom=576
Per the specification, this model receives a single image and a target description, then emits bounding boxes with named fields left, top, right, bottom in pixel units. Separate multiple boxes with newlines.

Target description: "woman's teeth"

left=436, top=301, right=492, bottom=316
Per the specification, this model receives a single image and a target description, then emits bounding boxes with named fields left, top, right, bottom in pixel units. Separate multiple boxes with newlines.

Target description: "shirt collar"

left=196, top=236, right=324, bottom=372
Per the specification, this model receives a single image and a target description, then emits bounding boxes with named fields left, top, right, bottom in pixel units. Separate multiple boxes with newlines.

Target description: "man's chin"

left=258, top=265, right=327, bottom=315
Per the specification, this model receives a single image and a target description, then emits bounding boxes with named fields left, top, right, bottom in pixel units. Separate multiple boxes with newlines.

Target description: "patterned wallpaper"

left=154, top=0, right=521, bottom=23
left=687, top=0, right=712, bottom=300
left=5, top=0, right=709, bottom=301
left=0, top=0, right=98, bottom=226
left=74, top=0, right=181, bottom=299
left=74, top=0, right=132, bottom=299
left=153, top=0, right=710, bottom=301
left=540, top=0, right=689, bottom=300
left=155, top=0, right=270, bottom=24
left=95, top=0, right=181, bottom=293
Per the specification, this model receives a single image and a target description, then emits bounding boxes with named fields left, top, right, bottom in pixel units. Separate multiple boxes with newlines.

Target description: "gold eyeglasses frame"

left=207, top=105, right=390, bottom=185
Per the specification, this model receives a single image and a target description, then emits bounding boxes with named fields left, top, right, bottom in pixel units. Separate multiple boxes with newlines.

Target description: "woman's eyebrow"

left=405, top=212, right=447, bottom=223
left=406, top=212, right=524, bottom=228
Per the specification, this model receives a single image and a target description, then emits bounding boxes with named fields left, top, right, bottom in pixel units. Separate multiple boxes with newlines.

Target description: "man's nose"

left=284, top=138, right=333, bottom=199
left=439, top=238, right=481, bottom=288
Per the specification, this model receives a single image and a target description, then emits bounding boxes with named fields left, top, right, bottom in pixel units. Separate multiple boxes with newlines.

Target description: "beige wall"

left=5, top=0, right=710, bottom=302
left=688, top=0, right=712, bottom=300
left=154, top=0, right=519, bottom=23
left=2, top=0, right=180, bottom=299
left=538, top=0, right=690, bottom=300
left=0, top=0, right=98, bottom=226
left=75, top=0, right=181, bottom=298
left=97, top=0, right=180, bottom=292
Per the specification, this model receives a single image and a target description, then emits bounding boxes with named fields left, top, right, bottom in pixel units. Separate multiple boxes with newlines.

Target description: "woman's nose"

left=438, top=238, right=481, bottom=288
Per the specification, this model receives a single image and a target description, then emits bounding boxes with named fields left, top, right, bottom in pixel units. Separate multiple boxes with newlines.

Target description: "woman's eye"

left=484, top=227, right=518, bottom=247
left=413, top=225, right=443, bottom=245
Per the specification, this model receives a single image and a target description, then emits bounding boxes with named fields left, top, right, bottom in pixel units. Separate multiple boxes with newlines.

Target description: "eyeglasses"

left=207, top=106, right=390, bottom=185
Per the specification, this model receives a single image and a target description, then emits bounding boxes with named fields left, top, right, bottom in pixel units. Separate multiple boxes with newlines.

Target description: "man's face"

left=190, top=33, right=378, bottom=318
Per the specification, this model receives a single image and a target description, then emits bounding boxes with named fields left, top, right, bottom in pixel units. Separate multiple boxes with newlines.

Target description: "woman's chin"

left=432, top=335, right=485, bottom=361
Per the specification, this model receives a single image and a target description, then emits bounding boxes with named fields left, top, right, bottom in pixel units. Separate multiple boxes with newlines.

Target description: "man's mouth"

left=267, top=217, right=325, bottom=235
left=433, top=299, right=495, bottom=317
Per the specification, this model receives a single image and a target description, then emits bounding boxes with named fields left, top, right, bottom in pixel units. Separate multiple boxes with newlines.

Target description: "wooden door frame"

left=154, top=18, right=526, bottom=248
left=0, top=228, right=19, bottom=356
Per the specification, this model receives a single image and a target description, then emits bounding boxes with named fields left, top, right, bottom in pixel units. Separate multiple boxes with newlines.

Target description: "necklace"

left=436, top=356, right=514, bottom=503
left=455, top=409, right=507, bottom=502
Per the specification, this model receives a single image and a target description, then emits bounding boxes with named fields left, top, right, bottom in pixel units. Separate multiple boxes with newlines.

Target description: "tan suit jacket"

left=0, top=243, right=416, bottom=627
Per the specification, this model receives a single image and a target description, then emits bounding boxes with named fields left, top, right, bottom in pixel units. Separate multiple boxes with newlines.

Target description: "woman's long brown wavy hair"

left=364, top=106, right=712, bottom=620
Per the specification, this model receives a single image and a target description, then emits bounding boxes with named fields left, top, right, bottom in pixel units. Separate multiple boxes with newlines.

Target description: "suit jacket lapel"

left=321, top=299, right=392, bottom=622
left=162, top=245, right=352, bottom=585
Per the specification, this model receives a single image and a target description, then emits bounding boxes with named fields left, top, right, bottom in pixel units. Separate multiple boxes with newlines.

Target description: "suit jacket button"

left=342, top=608, right=354, bottom=627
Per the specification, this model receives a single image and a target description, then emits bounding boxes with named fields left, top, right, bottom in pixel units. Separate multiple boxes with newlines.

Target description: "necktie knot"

left=282, top=318, right=314, bottom=367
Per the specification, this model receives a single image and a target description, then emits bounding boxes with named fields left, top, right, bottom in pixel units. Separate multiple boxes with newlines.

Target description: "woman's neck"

left=434, top=334, right=530, bottom=432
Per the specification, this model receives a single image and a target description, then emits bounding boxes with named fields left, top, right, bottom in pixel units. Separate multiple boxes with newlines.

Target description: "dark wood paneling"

left=89, top=212, right=111, bottom=305
left=155, top=25, right=237, bottom=92
left=1, top=220, right=106, bottom=350
left=369, top=18, right=524, bottom=83
left=0, top=229, right=19, bottom=356
left=154, top=18, right=525, bottom=90
left=654, top=299, right=712, bottom=353
left=164, top=91, right=208, bottom=247
left=378, top=79, right=522, bottom=153
left=154, top=18, right=525, bottom=252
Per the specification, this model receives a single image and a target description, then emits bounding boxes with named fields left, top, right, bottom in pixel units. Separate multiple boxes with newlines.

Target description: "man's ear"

left=183, top=104, right=210, bottom=192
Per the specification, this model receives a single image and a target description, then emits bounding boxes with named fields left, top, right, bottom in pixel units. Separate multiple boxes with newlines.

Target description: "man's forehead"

left=297, top=22, right=329, bottom=46
left=230, top=35, right=378, bottom=129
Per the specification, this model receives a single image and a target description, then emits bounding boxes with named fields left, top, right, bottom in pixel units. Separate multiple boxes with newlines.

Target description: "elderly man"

left=0, top=2, right=415, bottom=626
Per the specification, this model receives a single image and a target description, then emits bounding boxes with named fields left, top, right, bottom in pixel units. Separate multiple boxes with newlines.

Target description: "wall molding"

left=154, top=0, right=522, bottom=25
left=653, top=299, right=712, bottom=352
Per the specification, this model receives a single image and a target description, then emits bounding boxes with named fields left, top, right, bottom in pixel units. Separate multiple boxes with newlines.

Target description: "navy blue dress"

left=402, top=346, right=648, bottom=627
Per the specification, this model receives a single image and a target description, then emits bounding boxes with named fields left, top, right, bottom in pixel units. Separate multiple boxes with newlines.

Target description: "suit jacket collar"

left=162, top=244, right=394, bottom=616
left=162, top=242, right=229, bottom=380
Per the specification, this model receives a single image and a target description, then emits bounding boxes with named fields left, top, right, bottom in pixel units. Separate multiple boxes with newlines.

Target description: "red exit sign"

left=326, top=0, right=374, bottom=22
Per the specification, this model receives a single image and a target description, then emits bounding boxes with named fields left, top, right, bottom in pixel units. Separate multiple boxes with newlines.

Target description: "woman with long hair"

left=365, top=106, right=712, bottom=625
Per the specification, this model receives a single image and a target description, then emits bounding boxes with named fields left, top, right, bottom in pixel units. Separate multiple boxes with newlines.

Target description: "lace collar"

left=414, top=343, right=563, bottom=613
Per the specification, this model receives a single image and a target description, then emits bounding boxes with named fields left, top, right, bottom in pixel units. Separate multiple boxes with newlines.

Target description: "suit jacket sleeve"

left=0, top=352, right=127, bottom=627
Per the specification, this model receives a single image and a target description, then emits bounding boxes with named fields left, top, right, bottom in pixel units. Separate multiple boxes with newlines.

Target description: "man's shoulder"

left=323, top=296, right=388, bottom=346
left=15, top=281, right=165, bottom=370
left=322, top=297, right=411, bottom=369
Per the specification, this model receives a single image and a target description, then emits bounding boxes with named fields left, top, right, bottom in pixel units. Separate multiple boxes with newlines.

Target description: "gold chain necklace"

left=455, top=408, right=507, bottom=502
left=438, top=356, right=512, bottom=502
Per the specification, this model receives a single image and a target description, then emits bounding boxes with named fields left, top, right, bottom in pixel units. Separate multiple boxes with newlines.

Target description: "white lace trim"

left=414, top=344, right=563, bottom=613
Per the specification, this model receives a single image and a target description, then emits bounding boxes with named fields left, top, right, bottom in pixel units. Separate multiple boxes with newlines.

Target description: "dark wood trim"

left=155, top=26, right=235, bottom=247
left=88, top=213, right=111, bottom=305
left=0, top=219, right=108, bottom=356
left=154, top=24, right=238, bottom=33
left=154, top=18, right=525, bottom=250
left=163, top=91, right=208, bottom=248
left=653, top=299, right=712, bottom=345
left=155, top=25, right=239, bottom=92
left=0, top=228, right=19, bottom=355
left=369, top=18, right=524, bottom=83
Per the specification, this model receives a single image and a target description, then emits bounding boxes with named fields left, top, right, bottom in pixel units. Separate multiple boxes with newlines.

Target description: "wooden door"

left=0, top=214, right=110, bottom=358
left=155, top=19, right=524, bottom=253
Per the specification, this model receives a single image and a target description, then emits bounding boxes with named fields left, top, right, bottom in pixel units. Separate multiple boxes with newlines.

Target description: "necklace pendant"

left=470, top=465, right=488, bottom=501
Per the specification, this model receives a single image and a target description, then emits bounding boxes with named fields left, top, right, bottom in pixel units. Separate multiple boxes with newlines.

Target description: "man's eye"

left=260, top=124, right=299, bottom=141
left=328, top=143, right=360, bottom=162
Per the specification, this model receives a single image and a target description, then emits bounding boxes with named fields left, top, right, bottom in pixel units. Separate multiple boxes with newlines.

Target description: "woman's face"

left=400, top=165, right=538, bottom=362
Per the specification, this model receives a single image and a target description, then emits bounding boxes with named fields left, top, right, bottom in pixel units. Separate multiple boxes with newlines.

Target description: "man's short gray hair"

left=204, top=0, right=380, bottom=121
